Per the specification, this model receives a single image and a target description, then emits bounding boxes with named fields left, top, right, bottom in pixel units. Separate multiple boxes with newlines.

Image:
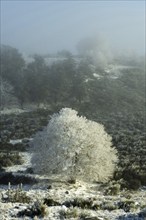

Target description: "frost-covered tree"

left=0, top=77, right=18, bottom=109
left=31, top=108, right=118, bottom=182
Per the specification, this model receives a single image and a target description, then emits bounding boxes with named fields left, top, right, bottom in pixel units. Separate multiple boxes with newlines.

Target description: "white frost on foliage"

left=31, top=108, right=118, bottom=182
left=0, top=78, right=19, bottom=110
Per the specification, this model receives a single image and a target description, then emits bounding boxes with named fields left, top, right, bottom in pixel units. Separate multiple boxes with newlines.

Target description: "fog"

left=0, top=3, right=146, bottom=216
left=1, top=1, right=145, bottom=56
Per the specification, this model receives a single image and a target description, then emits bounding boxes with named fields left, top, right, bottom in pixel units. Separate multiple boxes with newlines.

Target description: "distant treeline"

left=0, top=45, right=145, bottom=115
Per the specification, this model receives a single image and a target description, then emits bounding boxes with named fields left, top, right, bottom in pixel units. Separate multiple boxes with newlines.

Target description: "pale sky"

left=1, top=0, right=145, bottom=55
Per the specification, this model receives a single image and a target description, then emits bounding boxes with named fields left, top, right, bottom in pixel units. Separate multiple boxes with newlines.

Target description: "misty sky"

left=1, top=0, right=145, bottom=55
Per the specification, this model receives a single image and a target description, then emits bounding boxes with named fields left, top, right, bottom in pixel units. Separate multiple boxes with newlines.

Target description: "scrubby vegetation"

left=0, top=177, right=145, bottom=219
left=0, top=109, right=145, bottom=190
left=0, top=152, right=23, bottom=168
left=2, top=183, right=31, bottom=203
left=95, top=111, right=146, bottom=189
left=17, top=200, right=48, bottom=218
left=0, top=44, right=145, bottom=219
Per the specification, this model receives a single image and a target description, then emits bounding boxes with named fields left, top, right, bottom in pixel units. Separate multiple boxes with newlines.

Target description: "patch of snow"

left=93, top=73, right=102, bottom=79
left=9, top=138, right=33, bottom=145
left=5, top=152, right=33, bottom=172
left=0, top=108, right=27, bottom=115
left=9, top=139, right=22, bottom=145
left=110, top=75, right=119, bottom=80
left=84, top=78, right=93, bottom=83
left=104, top=69, right=110, bottom=73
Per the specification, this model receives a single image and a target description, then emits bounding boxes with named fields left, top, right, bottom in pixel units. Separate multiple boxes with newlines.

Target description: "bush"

left=31, top=108, right=118, bottom=182
left=0, top=152, right=24, bottom=168
left=63, top=197, right=94, bottom=209
left=18, top=201, right=47, bottom=218
left=104, top=181, right=121, bottom=195
left=59, top=207, right=79, bottom=219
left=2, top=186, right=31, bottom=203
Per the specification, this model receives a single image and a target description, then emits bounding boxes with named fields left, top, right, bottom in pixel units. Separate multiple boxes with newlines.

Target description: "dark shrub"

left=140, top=174, right=146, bottom=185
left=0, top=152, right=24, bottom=167
left=127, top=178, right=141, bottom=190
left=0, top=172, right=38, bottom=185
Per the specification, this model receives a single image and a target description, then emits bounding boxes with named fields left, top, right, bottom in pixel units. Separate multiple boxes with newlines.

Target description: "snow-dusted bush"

left=31, top=108, right=118, bottom=182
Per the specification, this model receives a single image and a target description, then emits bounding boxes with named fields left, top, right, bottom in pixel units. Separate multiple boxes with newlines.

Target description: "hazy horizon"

left=1, top=0, right=145, bottom=56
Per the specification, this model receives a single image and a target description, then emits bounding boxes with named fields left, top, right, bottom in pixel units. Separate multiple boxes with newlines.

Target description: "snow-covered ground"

left=0, top=179, right=145, bottom=220
left=1, top=149, right=146, bottom=219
